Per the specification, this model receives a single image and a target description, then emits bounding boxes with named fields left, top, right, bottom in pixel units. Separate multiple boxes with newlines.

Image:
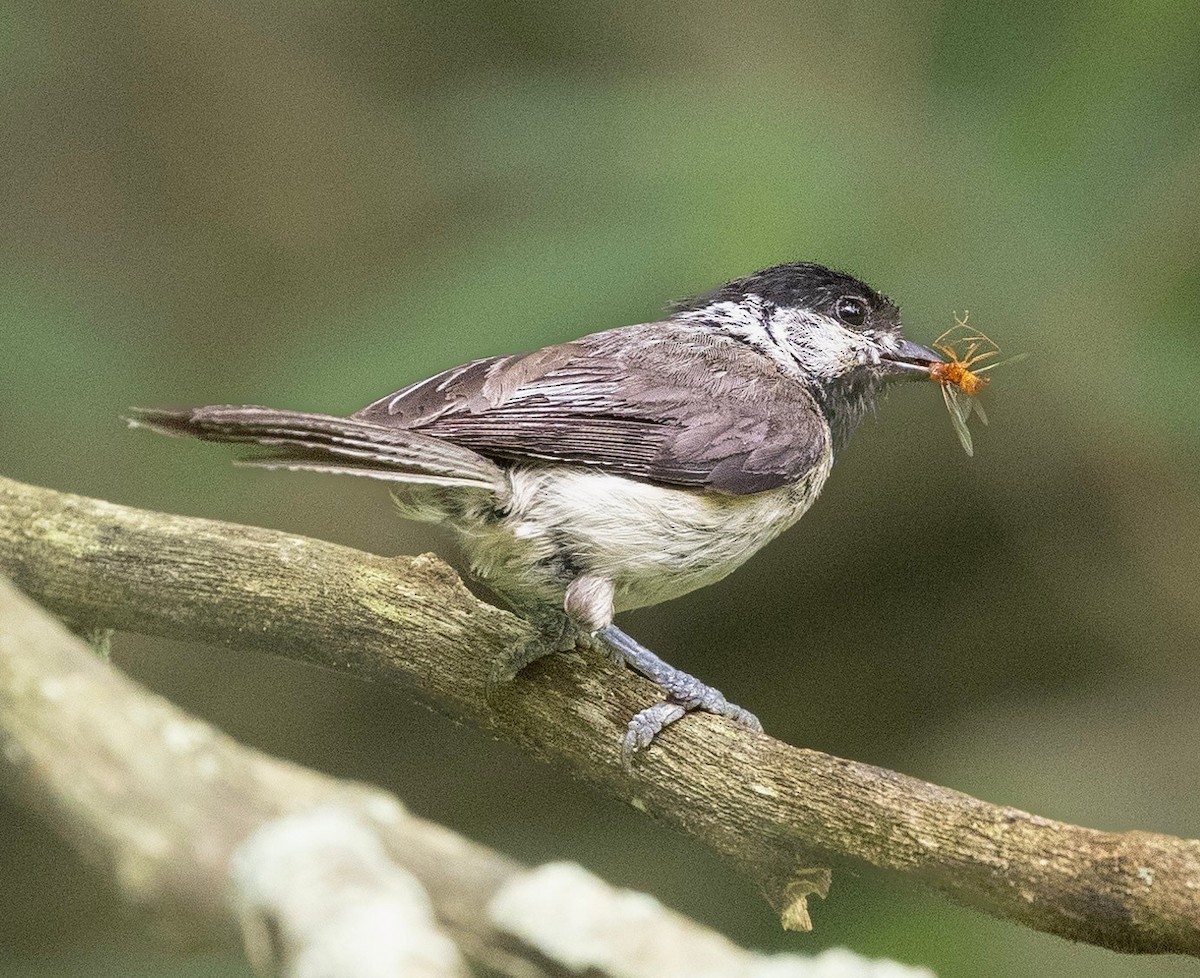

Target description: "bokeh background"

left=3, top=1, right=1199, bottom=976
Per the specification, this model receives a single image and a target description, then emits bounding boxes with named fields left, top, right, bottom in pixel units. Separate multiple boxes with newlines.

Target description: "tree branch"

left=0, top=567, right=930, bottom=977
left=0, top=474, right=1196, bottom=956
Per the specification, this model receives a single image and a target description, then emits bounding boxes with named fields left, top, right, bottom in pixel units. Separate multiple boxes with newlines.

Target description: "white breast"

left=459, top=452, right=833, bottom=617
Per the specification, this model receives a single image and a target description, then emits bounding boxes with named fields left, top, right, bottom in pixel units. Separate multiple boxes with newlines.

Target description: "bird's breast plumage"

left=457, top=446, right=834, bottom=618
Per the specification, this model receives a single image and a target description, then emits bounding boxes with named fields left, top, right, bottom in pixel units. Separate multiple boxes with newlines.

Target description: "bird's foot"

left=601, top=625, right=762, bottom=769
left=487, top=607, right=585, bottom=694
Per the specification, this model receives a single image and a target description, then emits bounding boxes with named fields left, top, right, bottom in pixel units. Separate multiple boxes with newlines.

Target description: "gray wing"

left=354, top=322, right=830, bottom=495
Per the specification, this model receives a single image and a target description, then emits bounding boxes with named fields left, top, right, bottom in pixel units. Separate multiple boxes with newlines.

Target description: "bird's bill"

left=879, top=338, right=944, bottom=379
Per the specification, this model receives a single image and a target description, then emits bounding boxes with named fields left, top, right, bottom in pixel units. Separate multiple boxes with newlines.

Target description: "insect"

left=928, top=313, right=1025, bottom=457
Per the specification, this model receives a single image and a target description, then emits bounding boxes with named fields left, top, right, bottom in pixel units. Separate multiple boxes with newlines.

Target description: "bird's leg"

left=601, top=624, right=763, bottom=768
left=488, top=575, right=760, bottom=767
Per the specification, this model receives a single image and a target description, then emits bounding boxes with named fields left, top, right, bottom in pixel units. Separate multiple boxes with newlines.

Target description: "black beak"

left=880, top=338, right=944, bottom=380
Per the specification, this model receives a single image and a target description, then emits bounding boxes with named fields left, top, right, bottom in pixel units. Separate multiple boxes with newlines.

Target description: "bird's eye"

left=836, top=296, right=869, bottom=327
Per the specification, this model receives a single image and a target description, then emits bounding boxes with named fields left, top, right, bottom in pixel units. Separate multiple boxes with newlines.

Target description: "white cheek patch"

left=678, top=295, right=804, bottom=378
left=769, top=309, right=875, bottom=380
left=679, top=298, right=767, bottom=337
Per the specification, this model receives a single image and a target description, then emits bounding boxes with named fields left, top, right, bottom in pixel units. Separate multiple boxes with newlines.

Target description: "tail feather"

left=126, top=406, right=507, bottom=492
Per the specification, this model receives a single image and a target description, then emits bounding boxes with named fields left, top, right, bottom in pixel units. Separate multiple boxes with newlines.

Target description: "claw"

left=486, top=607, right=581, bottom=697
left=725, top=704, right=764, bottom=733
left=603, top=624, right=763, bottom=767
left=486, top=633, right=553, bottom=694
left=622, top=702, right=687, bottom=770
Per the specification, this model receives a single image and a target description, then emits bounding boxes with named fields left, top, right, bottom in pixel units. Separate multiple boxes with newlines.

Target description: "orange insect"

left=928, top=313, right=1024, bottom=457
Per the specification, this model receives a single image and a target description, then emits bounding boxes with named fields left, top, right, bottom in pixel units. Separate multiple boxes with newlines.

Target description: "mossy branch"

left=0, top=474, right=1197, bottom=956
left=3, top=573, right=922, bottom=976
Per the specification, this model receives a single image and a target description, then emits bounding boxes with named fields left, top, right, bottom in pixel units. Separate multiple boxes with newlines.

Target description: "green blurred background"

left=3, top=1, right=1199, bottom=975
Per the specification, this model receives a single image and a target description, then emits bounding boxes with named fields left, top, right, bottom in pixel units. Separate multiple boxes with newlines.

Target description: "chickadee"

left=129, top=262, right=942, bottom=764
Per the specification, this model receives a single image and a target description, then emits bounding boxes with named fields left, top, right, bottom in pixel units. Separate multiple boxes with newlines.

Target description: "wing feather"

left=354, top=323, right=830, bottom=495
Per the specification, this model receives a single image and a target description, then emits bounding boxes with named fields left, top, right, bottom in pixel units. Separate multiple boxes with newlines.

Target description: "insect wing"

left=942, top=383, right=975, bottom=456
left=931, top=316, right=1023, bottom=457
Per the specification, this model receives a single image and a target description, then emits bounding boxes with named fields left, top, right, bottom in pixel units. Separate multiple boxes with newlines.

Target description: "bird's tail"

left=126, top=405, right=507, bottom=493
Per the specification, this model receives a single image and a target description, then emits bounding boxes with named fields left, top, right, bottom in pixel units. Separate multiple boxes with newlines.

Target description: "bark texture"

left=0, top=570, right=931, bottom=977
left=0, top=475, right=1197, bottom=956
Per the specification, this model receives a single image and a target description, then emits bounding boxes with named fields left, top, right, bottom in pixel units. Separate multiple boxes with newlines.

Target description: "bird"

left=128, top=261, right=942, bottom=766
